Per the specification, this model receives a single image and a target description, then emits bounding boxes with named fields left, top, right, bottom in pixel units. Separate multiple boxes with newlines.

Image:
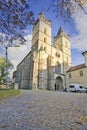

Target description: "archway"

left=55, top=76, right=63, bottom=91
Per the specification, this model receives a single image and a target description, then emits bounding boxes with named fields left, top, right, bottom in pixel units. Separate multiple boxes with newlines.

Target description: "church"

left=13, top=12, right=72, bottom=91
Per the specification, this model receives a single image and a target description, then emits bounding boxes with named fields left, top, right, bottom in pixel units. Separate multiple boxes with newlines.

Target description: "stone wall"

left=14, top=13, right=71, bottom=90
left=66, top=67, right=87, bottom=90
left=17, top=52, right=33, bottom=89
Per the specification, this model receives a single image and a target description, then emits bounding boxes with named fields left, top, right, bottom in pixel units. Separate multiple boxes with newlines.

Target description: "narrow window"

left=55, top=62, right=61, bottom=74
left=55, top=52, right=60, bottom=58
left=80, top=71, right=83, bottom=76
left=44, top=37, right=47, bottom=43
left=58, top=54, right=60, bottom=58
left=55, top=52, right=57, bottom=57
left=44, top=46, right=47, bottom=51
left=69, top=73, right=71, bottom=78
left=44, top=28, right=47, bottom=34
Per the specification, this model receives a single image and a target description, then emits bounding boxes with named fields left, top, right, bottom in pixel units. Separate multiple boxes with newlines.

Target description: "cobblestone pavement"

left=0, top=90, right=87, bottom=130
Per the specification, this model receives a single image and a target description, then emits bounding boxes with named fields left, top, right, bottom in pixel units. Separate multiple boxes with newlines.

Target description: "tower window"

left=55, top=52, right=60, bottom=58
left=44, top=37, right=47, bottom=43
left=44, top=28, right=47, bottom=34
left=44, top=46, right=47, bottom=51
left=58, top=54, right=60, bottom=58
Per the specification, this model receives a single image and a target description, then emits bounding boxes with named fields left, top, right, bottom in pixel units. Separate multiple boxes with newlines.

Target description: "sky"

left=0, top=0, right=87, bottom=78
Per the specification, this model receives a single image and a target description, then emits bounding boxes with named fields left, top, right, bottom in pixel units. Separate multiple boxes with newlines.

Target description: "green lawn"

left=0, top=89, right=21, bottom=100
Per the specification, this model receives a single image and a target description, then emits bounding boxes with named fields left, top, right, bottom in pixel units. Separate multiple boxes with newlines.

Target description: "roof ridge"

left=67, top=63, right=85, bottom=72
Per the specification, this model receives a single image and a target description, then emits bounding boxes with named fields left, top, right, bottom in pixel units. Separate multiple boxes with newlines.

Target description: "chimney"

left=82, top=51, right=87, bottom=67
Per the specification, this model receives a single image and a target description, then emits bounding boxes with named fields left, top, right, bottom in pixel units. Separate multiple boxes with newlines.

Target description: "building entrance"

left=55, top=76, right=63, bottom=91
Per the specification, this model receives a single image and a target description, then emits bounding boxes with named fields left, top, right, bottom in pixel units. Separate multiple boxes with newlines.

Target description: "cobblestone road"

left=0, top=90, right=87, bottom=130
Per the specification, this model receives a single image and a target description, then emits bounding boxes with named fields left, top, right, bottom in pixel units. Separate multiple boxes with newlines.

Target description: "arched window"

left=55, top=52, right=60, bottom=58
left=58, top=54, right=60, bottom=58
left=55, top=62, right=61, bottom=74
left=44, top=28, right=47, bottom=34
left=44, top=37, right=47, bottom=43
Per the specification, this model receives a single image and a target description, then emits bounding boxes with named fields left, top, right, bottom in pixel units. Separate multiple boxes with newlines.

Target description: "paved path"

left=0, top=90, right=87, bottom=130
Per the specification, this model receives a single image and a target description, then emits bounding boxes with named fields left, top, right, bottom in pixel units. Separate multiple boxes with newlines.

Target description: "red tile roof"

left=67, top=64, right=86, bottom=72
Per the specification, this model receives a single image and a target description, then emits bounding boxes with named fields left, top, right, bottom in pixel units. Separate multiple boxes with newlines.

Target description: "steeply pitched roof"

left=54, top=26, right=70, bottom=40
left=56, top=26, right=64, bottom=36
left=67, top=64, right=86, bottom=72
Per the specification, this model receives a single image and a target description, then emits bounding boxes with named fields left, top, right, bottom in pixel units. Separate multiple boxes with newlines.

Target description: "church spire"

left=54, top=26, right=70, bottom=40
left=57, top=26, right=64, bottom=36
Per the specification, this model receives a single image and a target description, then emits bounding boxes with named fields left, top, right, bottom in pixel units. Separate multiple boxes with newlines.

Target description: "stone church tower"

left=54, top=27, right=71, bottom=74
left=14, top=12, right=71, bottom=91
left=31, top=12, right=51, bottom=89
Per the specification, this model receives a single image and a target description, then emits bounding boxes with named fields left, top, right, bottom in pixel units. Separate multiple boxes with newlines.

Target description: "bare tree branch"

left=0, top=0, right=35, bottom=47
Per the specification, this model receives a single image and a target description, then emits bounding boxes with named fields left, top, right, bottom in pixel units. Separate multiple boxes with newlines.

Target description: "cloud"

left=71, top=13, right=87, bottom=51
left=8, top=34, right=32, bottom=78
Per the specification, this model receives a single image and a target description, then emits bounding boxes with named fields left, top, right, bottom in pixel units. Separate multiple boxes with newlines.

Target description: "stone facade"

left=13, top=12, right=71, bottom=90
left=66, top=51, right=87, bottom=90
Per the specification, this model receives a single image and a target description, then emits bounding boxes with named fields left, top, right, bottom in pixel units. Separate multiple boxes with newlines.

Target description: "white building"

left=13, top=12, right=72, bottom=90
left=66, top=51, right=87, bottom=89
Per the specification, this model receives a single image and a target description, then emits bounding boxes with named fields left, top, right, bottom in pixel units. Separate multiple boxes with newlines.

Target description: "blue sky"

left=30, top=0, right=86, bottom=65
left=0, top=0, right=87, bottom=77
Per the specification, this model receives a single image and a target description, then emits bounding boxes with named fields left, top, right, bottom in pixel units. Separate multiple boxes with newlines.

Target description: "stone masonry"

left=0, top=91, right=87, bottom=130
left=13, top=12, right=72, bottom=90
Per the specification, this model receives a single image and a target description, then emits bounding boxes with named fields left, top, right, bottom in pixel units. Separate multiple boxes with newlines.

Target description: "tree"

left=0, top=0, right=35, bottom=47
left=47, top=0, right=87, bottom=25
left=0, top=58, right=13, bottom=84
left=53, top=0, right=87, bottom=17
left=0, top=0, right=86, bottom=46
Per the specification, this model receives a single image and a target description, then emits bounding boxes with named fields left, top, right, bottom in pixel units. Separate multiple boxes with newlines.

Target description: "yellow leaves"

left=75, top=0, right=87, bottom=6
left=81, top=0, right=86, bottom=5
left=0, top=58, right=5, bottom=67
left=0, top=58, right=5, bottom=63
left=77, top=116, right=87, bottom=124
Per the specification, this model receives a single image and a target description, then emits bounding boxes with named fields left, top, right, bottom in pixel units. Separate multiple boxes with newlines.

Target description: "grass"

left=0, top=89, right=21, bottom=100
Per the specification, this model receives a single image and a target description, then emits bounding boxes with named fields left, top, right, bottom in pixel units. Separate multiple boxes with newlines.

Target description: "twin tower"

left=15, top=12, right=72, bottom=90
